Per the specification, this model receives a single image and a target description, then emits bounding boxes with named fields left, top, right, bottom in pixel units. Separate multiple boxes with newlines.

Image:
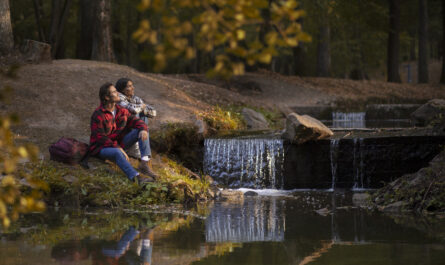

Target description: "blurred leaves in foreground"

left=134, top=0, right=311, bottom=78
left=0, top=69, right=47, bottom=228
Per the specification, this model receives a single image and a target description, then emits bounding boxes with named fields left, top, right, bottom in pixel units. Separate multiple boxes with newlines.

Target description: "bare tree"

left=418, top=0, right=429, bottom=83
left=0, top=0, right=14, bottom=56
left=387, top=0, right=401, bottom=82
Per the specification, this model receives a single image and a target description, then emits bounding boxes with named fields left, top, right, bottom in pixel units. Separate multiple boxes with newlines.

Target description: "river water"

left=1, top=192, right=444, bottom=265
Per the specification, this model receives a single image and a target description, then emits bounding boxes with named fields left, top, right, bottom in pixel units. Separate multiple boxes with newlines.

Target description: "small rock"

left=411, top=99, right=445, bottom=126
left=381, top=201, right=407, bottom=213
left=244, top=191, right=258, bottom=197
left=63, top=175, right=78, bottom=183
left=20, top=39, right=52, bottom=63
left=193, top=117, right=208, bottom=136
left=352, top=193, right=371, bottom=207
left=219, top=189, right=244, bottom=203
left=315, top=207, right=331, bottom=216
left=241, top=108, right=269, bottom=130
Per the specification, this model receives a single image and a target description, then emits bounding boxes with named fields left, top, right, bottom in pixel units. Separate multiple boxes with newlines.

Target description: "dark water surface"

left=1, top=192, right=445, bottom=265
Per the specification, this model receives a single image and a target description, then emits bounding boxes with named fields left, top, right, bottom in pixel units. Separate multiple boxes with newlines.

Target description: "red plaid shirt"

left=89, top=104, right=148, bottom=155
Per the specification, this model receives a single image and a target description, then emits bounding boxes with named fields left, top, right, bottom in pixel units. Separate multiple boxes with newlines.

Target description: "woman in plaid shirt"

left=115, top=78, right=156, bottom=125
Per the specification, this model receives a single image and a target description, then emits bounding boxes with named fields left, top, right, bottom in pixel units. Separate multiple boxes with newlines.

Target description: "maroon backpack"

left=49, top=137, right=89, bottom=165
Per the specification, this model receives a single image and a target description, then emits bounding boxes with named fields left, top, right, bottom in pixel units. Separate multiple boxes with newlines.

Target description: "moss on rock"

left=371, top=149, right=445, bottom=213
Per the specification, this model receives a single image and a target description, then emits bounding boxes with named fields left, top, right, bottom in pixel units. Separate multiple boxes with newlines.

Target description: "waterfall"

left=352, top=138, right=366, bottom=190
left=205, top=198, right=285, bottom=242
left=203, top=138, right=285, bottom=189
left=332, top=112, right=366, bottom=128
left=329, top=139, right=340, bottom=191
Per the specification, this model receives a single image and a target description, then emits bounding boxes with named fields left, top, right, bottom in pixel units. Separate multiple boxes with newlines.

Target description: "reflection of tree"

left=297, top=240, right=333, bottom=265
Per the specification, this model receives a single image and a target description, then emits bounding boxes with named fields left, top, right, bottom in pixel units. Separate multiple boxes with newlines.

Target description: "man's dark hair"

left=115, top=78, right=132, bottom=93
left=99, top=82, right=114, bottom=103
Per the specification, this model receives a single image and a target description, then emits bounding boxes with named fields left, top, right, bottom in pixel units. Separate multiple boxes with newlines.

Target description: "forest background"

left=3, top=0, right=445, bottom=84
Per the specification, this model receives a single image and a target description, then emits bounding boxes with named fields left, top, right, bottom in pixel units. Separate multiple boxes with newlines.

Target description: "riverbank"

left=2, top=59, right=445, bottom=210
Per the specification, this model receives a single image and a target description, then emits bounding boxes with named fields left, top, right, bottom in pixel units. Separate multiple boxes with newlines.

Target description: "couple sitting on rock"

left=88, top=78, right=158, bottom=184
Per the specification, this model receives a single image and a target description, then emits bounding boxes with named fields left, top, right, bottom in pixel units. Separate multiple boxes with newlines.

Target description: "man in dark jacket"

left=89, top=82, right=159, bottom=184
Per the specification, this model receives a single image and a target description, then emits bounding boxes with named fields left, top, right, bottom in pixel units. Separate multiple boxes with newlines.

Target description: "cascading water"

left=352, top=138, right=366, bottom=190
left=203, top=138, right=285, bottom=189
left=332, top=112, right=366, bottom=128
left=329, top=139, right=340, bottom=191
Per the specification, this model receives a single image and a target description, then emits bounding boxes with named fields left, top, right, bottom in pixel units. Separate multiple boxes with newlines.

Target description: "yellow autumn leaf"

left=235, top=13, right=244, bottom=21
left=3, top=217, right=10, bottom=228
left=236, top=29, right=245, bottom=40
left=138, top=0, right=150, bottom=10
left=258, top=52, right=272, bottom=63
left=0, top=201, right=6, bottom=216
left=286, top=38, right=298, bottom=47
left=1, top=175, right=16, bottom=186
left=17, top=146, right=28, bottom=158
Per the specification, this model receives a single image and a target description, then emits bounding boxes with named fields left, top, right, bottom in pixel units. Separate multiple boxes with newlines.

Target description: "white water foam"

left=204, top=138, right=285, bottom=189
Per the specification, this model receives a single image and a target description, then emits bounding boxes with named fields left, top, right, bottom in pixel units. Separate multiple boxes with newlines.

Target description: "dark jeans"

left=99, top=129, right=151, bottom=180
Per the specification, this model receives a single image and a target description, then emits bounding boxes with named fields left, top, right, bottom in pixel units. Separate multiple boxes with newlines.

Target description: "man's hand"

left=139, top=130, right=148, bottom=141
left=118, top=147, right=130, bottom=161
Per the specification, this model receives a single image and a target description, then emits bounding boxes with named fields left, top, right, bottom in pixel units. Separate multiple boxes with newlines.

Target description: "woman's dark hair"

left=115, top=78, right=132, bottom=93
left=99, top=82, right=114, bottom=103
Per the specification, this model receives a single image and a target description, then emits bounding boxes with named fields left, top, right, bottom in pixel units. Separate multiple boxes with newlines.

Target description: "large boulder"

left=241, top=107, right=269, bottom=130
left=282, top=113, right=333, bottom=144
left=411, top=99, right=445, bottom=126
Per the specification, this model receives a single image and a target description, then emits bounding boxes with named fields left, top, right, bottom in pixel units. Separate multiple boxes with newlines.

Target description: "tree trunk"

left=387, top=0, right=401, bottom=83
left=76, top=0, right=94, bottom=59
left=441, top=0, right=445, bottom=84
left=293, top=6, right=306, bottom=76
left=316, top=20, right=331, bottom=77
left=91, top=0, right=115, bottom=62
left=33, top=0, right=46, bottom=42
left=0, top=0, right=14, bottom=56
left=418, top=0, right=429, bottom=83
left=48, top=0, right=72, bottom=58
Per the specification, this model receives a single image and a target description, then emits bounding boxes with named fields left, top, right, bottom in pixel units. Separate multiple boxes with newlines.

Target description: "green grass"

left=23, top=156, right=212, bottom=208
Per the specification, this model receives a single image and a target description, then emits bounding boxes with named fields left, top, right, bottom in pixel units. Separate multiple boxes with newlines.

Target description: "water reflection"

left=206, top=198, right=285, bottom=242
left=1, top=195, right=445, bottom=265
left=51, top=226, right=154, bottom=265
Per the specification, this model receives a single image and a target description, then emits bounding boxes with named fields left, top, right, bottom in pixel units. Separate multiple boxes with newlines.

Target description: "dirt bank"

left=1, top=59, right=445, bottom=153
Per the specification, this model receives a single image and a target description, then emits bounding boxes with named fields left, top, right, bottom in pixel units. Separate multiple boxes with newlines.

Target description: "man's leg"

left=99, top=147, right=138, bottom=181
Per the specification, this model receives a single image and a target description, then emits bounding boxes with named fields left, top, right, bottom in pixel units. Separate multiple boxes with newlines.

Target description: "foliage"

left=26, top=155, right=211, bottom=208
left=196, top=106, right=246, bottom=132
left=371, top=149, right=445, bottom=213
left=226, top=104, right=284, bottom=129
left=151, top=123, right=205, bottom=171
left=0, top=71, right=47, bottom=228
left=134, top=0, right=311, bottom=78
